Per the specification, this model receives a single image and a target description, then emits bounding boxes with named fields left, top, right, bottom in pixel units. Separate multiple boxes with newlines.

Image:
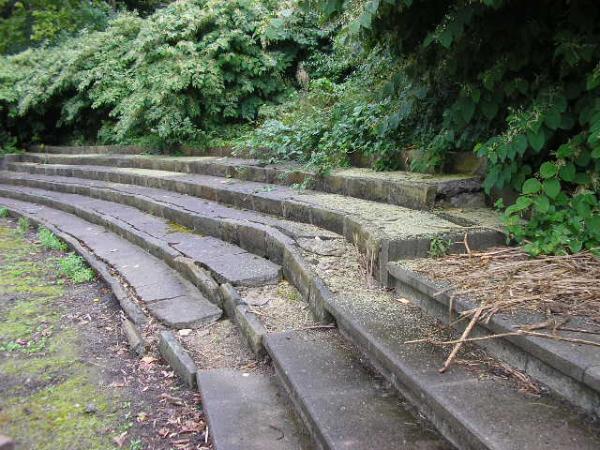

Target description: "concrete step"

left=29, top=144, right=144, bottom=155
left=2, top=162, right=503, bottom=282
left=264, top=330, right=450, bottom=450
left=321, top=280, right=600, bottom=449
left=22, top=150, right=483, bottom=210
left=0, top=183, right=282, bottom=288
left=0, top=197, right=221, bottom=329
left=388, top=261, right=600, bottom=417
left=197, top=370, right=310, bottom=450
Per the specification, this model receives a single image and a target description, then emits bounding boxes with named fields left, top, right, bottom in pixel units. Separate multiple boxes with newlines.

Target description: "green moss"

left=0, top=223, right=122, bottom=449
left=167, top=221, right=202, bottom=235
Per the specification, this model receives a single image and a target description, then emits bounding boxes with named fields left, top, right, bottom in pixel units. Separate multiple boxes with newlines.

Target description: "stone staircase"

left=1, top=147, right=599, bottom=450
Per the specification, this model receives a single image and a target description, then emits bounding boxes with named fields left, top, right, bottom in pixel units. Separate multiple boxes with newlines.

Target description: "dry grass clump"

left=410, top=247, right=600, bottom=323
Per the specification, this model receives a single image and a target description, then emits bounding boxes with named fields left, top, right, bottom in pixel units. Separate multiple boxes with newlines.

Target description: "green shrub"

left=38, top=227, right=68, bottom=252
left=0, top=207, right=8, bottom=218
left=242, top=47, right=402, bottom=173
left=0, top=0, right=322, bottom=149
left=313, top=0, right=600, bottom=255
left=58, top=254, right=95, bottom=283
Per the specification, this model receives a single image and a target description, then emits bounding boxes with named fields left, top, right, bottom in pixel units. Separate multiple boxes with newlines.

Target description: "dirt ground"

left=0, top=217, right=208, bottom=450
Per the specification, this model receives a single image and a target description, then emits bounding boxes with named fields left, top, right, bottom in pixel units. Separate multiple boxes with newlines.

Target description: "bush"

left=0, top=0, right=323, bottom=149
left=314, top=0, right=600, bottom=255
left=242, top=47, right=403, bottom=173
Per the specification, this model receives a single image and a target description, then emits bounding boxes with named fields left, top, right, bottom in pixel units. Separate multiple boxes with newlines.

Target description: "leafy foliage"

left=308, top=0, right=600, bottom=255
left=0, top=0, right=321, bottom=149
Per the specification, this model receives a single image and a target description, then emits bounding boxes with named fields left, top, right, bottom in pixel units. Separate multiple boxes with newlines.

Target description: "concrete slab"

left=0, top=196, right=221, bottom=329
left=0, top=183, right=282, bottom=287
left=197, top=370, right=309, bottom=450
left=265, top=331, right=450, bottom=450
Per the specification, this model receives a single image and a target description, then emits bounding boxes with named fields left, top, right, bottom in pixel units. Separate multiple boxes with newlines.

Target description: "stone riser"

left=5, top=162, right=505, bottom=283
left=23, top=150, right=483, bottom=210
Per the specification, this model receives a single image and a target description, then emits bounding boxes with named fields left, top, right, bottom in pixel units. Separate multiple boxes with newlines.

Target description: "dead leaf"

left=141, top=355, right=158, bottom=364
left=113, top=431, right=128, bottom=448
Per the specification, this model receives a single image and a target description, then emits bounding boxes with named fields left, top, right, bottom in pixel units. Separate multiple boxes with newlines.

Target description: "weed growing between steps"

left=57, top=254, right=95, bottom=284
left=38, top=226, right=68, bottom=252
left=0, top=218, right=210, bottom=449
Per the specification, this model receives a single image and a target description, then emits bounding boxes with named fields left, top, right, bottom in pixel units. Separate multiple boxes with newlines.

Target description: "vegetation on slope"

left=0, top=0, right=599, bottom=255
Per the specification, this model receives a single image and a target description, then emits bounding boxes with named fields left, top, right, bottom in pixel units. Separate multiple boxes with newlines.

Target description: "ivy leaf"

left=539, top=161, right=558, bottom=178
left=527, top=128, right=545, bottom=152
left=534, top=195, right=551, bottom=213
left=522, top=178, right=542, bottom=194
left=544, top=108, right=561, bottom=130
left=543, top=178, right=561, bottom=198
left=558, top=163, right=576, bottom=182
left=513, top=134, right=528, bottom=156
left=480, top=100, right=498, bottom=120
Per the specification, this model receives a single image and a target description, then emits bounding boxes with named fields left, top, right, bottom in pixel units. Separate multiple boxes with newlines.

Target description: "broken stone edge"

left=158, top=330, right=198, bottom=389
left=0, top=204, right=148, bottom=327
left=220, top=283, right=268, bottom=357
left=388, top=262, right=600, bottom=417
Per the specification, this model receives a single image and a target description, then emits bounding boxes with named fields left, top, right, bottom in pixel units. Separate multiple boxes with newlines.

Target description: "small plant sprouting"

left=58, top=253, right=95, bottom=284
left=17, top=217, right=30, bottom=234
left=0, top=207, right=9, bottom=218
left=38, top=227, right=68, bottom=252
left=428, top=237, right=453, bottom=258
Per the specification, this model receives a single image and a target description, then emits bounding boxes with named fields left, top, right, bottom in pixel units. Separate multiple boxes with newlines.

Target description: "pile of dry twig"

left=405, top=245, right=600, bottom=373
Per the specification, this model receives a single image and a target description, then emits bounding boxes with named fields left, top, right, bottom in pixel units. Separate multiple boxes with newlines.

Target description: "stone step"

left=0, top=183, right=282, bottom=288
left=321, top=283, right=600, bottom=449
left=197, top=370, right=310, bottom=450
left=264, top=330, right=450, bottom=450
left=3, top=162, right=503, bottom=282
left=388, top=261, right=600, bottom=417
left=29, top=144, right=145, bottom=155
left=22, top=150, right=483, bottom=210
left=0, top=197, right=221, bottom=329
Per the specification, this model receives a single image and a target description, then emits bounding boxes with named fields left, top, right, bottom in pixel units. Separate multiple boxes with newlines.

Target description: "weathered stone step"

left=23, top=150, right=483, bottom=209
left=29, top=144, right=144, bottom=155
left=0, top=184, right=282, bottom=288
left=0, top=197, right=221, bottom=329
left=388, top=261, right=600, bottom=417
left=197, top=370, right=310, bottom=450
left=323, top=286, right=600, bottom=449
left=264, top=330, right=450, bottom=450
left=3, top=162, right=503, bottom=282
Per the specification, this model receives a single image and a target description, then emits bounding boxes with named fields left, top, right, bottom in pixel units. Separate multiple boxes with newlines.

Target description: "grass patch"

left=38, top=227, right=68, bottom=252
left=0, top=207, right=9, bottom=218
left=17, top=216, right=30, bottom=234
left=0, top=223, right=119, bottom=449
left=57, top=254, right=95, bottom=284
